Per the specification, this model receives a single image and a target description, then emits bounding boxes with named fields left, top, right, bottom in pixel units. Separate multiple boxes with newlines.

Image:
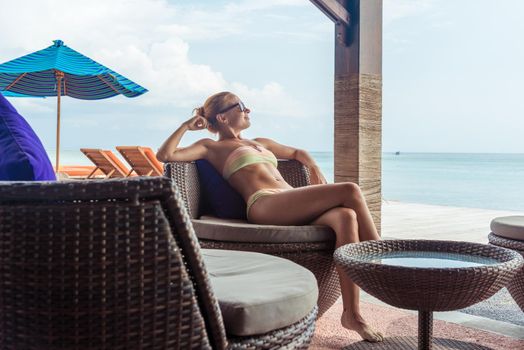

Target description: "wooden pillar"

left=334, top=0, right=382, bottom=233
left=310, top=0, right=382, bottom=233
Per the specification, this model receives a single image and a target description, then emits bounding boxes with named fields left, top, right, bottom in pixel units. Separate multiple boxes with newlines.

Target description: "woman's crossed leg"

left=248, top=182, right=384, bottom=342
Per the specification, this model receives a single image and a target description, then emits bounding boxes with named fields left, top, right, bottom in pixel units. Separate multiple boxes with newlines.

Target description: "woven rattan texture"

left=165, top=162, right=201, bottom=218
left=276, top=159, right=311, bottom=188
left=488, top=232, right=524, bottom=251
left=334, top=240, right=523, bottom=312
left=0, top=178, right=317, bottom=350
left=0, top=179, right=213, bottom=350
left=165, top=160, right=340, bottom=317
left=418, top=311, right=433, bottom=349
left=488, top=232, right=524, bottom=311
left=228, top=307, right=317, bottom=350
left=163, top=179, right=317, bottom=349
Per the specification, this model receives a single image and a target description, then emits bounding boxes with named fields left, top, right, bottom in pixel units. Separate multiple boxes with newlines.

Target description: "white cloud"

left=382, top=0, right=442, bottom=53
left=67, top=118, right=100, bottom=128
left=0, top=0, right=318, bottom=120
left=145, top=115, right=186, bottom=131
left=159, top=0, right=318, bottom=41
left=383, top=0, right=436, bottom=26
left=9, top=99, right=54, bottom=113
left=230, top=81, right=308, bottom=118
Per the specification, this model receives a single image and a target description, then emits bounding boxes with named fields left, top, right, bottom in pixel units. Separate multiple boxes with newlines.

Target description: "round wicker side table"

left=334, top=240, right=523, bottom=350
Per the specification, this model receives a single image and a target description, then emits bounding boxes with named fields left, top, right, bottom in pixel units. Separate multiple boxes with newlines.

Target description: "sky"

left=1, top=0, right=523, bottom=154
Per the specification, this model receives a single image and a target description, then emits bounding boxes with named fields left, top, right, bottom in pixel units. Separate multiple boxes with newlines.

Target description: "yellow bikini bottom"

left=246, top=188, right=287, bottom=219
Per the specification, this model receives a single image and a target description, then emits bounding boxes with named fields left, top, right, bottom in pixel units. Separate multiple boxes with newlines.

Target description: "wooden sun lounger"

left=55, top=165, right=104, bottom=179
left=80, top=148, right=131, bottom=178
left=116, top=146, right=164, bottom=177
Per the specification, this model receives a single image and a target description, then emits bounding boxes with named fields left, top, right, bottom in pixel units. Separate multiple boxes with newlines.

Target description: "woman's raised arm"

left=156, top=116, right=212, bottom=162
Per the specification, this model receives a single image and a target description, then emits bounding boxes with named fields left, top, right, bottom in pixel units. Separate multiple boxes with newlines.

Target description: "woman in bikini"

left=157, top=91, right=384, bottom=342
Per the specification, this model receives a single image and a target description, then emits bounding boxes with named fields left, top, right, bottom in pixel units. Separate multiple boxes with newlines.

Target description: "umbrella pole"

left=55, top=71, right=64, bottom=172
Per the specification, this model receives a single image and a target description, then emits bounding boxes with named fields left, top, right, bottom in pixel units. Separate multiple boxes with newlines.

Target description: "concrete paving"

left=382, top=200, right=523, bottom=243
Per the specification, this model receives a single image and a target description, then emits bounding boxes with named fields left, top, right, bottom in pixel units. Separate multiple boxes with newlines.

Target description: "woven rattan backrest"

left=277, top=159, right=311, bottom=188
left=165, top=162, right=201, bottom=219
left=164, top=160, right=310, bottom=218
left=0, top=178, right=227, bottom=350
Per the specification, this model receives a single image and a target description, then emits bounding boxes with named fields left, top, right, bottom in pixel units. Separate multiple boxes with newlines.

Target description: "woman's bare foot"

left=341, top=310, right=384, bottom=342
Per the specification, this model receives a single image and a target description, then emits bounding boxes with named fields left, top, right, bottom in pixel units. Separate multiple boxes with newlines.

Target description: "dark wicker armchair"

left=0, top=178, right=317, bottom=350
left=165, top=160, right=340, bottom=317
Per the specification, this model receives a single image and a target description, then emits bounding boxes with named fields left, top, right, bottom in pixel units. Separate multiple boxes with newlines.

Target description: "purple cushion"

left=196, top=159, right=246, bottom=220
left=0, top=94, right=56, bottom=181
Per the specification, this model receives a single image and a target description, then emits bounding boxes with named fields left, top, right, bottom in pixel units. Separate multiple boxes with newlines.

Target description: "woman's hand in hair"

left=184, top=115, right=208, bottom=131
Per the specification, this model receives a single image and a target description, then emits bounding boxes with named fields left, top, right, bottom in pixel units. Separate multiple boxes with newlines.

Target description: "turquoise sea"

left=312, top=152, right=524, bottom=212
left=53, top=150, right=524, bottom=212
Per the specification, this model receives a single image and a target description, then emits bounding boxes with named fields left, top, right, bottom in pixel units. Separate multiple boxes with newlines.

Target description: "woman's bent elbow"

left=156, top=151, right=170, bottom=162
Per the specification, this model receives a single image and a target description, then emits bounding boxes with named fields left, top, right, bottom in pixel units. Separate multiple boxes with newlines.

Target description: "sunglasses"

left=217, top=101, right=247, bottom=114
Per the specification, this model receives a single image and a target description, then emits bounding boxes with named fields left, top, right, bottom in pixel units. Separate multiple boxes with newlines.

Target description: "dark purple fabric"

left=0, top=94, right=55, bottom=181
left=196, top=159, right=246, bottom=219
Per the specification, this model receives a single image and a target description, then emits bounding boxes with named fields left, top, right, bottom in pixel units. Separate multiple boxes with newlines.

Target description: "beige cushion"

left=203, top=249, right=318, bottom=336
left=491, top=216, right=524, bottom=241
left=193, top=216, right=334, bottom=243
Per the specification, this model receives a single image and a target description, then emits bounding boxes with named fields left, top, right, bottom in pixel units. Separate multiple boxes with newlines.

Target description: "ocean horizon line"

left=46, top=150, right=524, bottom=212
left=48, top=149, right=524, bottom=156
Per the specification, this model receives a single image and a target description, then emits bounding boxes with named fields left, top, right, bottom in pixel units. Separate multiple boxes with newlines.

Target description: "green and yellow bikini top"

left=222, top=144, right=278, bottom=179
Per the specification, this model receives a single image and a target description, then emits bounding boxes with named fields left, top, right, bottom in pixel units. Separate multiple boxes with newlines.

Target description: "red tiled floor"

left=311, top=301, right=523, bottom=349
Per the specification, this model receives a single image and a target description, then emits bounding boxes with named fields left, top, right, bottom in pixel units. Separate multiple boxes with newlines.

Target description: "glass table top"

left=360, top=251, right=500, bottom=268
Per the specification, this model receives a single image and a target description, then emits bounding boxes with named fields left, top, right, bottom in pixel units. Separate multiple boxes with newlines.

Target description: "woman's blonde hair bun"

left=199, top=91, right=234, bottom=134
left=193, top=106, right=205, bottom=117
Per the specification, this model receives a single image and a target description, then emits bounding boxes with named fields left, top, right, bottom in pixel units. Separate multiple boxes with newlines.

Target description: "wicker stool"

left=488, top=216, right=524, bottom=311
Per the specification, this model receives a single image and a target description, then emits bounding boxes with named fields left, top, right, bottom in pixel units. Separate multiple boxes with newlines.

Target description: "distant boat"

left=395, top=151, right=400, bottom=155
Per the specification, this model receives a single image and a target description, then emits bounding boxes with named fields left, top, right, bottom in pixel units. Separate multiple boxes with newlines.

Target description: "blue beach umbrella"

left=0, top=39, right=148, bottom=170
left=1, top=91, right=46, bottom=98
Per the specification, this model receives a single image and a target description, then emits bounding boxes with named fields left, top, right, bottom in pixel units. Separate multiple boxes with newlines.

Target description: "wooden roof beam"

left=310, top=0, right=352, bottom=45
left=309, top=0, right=350, bottom=26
